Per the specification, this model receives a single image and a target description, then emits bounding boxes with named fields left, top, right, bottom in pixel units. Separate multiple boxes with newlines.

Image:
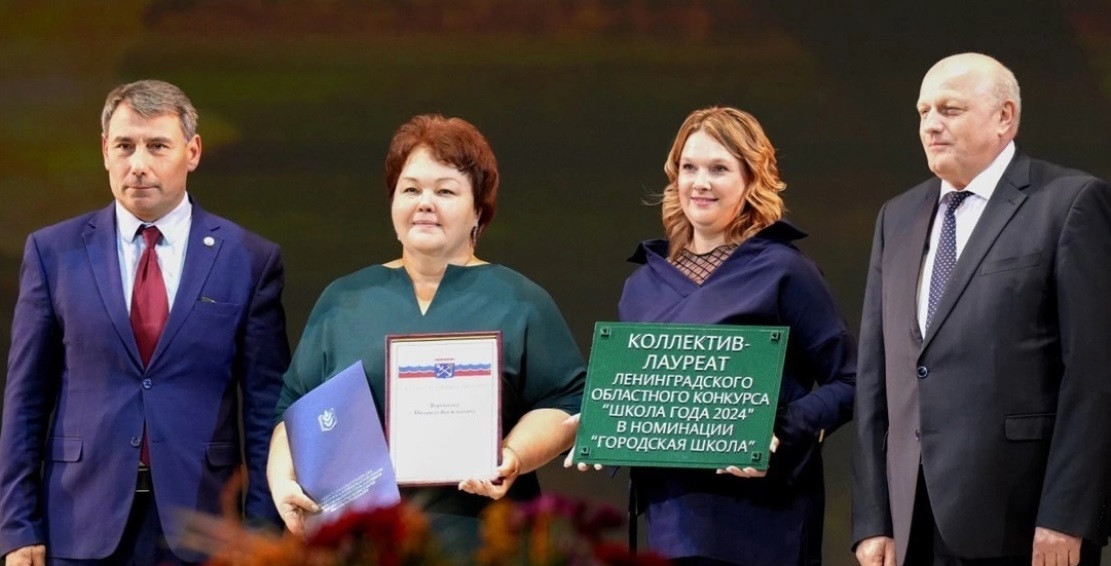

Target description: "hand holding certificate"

left=385, top=332, right=502, bottom=485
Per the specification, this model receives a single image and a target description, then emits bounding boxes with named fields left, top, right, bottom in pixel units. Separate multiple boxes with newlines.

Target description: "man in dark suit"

left=0, top=80, right=289, bottom=565
left=852, top=53, right=1111, bottom=565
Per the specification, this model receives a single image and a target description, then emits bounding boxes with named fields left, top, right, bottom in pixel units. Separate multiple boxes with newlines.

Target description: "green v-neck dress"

left=276, top=263, right=585, bottom=523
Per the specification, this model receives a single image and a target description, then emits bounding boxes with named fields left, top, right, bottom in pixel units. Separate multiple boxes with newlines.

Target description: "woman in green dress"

left=267, top=114, right=586, bottom=539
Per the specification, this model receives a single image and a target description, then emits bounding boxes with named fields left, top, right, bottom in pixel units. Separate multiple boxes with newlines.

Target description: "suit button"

left=142, top=378, right=152, bottom=389
left=916, top=366, right=928, bottom=379
left=914, top=429, right=921, bottom=440
left=130, top=436, right=141, bottom=447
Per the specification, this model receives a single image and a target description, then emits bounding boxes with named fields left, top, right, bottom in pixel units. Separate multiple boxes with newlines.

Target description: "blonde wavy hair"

left=660, top=106, right=786, bottom=260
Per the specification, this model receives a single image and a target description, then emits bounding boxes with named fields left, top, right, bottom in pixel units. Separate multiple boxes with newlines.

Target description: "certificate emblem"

left=434, top=361, right=456, bottom=379
left=318, top=408, right=337, bottom=432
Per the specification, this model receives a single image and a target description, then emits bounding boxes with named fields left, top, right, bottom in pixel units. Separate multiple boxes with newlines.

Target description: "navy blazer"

left=619, top=221, right=856, bottom=565
left=0, top=199, right=289, bottom=561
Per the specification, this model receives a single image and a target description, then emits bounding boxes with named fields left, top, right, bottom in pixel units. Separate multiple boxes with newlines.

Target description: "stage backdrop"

left=3, top=2, right=1111, bottom=563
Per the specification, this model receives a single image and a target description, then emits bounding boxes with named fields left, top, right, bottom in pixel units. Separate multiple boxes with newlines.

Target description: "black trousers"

left=49, top=490, right=197, bottom=566
left=905, top=469, right=1101, bottom=566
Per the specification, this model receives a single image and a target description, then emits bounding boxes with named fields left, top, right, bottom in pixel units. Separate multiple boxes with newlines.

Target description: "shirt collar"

left=116, top=194, right=193, bottom=245
left=938, top=141, right=1015, bottom=202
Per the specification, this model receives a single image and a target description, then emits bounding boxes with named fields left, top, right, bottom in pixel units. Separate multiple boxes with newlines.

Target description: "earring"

left=471, top=225, right=479, bottom=246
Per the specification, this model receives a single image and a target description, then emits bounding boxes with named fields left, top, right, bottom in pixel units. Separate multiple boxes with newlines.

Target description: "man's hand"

left=1032, top=526, right=1081, bottom=566
left=5, top=545, right=45, bottom=566
left=855, top=536, right=895, bottom=566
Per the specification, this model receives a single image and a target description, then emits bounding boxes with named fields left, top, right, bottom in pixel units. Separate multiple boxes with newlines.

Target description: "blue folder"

left=283, top=360, right=401, bottom=529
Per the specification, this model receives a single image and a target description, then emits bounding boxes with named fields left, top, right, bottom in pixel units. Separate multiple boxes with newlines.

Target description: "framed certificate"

left=385, top=331, right=502, bottom=485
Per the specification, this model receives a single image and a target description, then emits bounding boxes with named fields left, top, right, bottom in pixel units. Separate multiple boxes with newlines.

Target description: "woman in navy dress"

left=584, top=107, right=856, bottom=566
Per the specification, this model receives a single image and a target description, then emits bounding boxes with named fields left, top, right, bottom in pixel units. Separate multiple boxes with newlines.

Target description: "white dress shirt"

left=116, top=195, right=192, bottom=312
left=917, top=142, right=1015, bottom=335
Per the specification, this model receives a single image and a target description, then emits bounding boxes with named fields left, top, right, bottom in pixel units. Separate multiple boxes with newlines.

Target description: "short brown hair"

left=102, top=80, right=198, bottom=140
left=385, top=114, right=499, bottom=236
left=661, top=106, right=786, bottom=259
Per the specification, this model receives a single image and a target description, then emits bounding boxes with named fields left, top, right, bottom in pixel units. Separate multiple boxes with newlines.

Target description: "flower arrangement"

left=184, top=479, right=665, bottom=566
left=475, top=495, right=667, bottom=566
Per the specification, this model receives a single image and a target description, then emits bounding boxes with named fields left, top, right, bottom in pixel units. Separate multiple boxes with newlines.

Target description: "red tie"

left=130, top=225, right=168, bottom=466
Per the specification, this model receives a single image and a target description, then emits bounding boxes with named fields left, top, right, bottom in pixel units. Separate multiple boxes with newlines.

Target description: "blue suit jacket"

left=0, top=199, right=289, bottom=561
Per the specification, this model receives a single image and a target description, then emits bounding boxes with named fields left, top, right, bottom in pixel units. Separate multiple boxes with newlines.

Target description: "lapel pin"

left=203, top=236, right=215, bottom=247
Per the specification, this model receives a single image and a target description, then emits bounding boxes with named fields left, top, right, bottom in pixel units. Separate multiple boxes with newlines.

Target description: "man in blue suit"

left=0, top=80, right=290, bottom=565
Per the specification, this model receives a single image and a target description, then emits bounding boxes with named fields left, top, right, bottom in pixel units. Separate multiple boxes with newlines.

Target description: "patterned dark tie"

left=926, top=190, right=973, bottom=330
left=130, top=225, right=168, bottom=466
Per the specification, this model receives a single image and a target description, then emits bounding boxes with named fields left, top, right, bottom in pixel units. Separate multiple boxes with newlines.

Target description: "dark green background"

left=4, top=2, right=1111, bottom=563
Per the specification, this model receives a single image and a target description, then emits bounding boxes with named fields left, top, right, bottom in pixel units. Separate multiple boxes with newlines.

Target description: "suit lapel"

left=148, top=204, right=223, bottom=367
left=922, top=154, right=1031, bottom=350
left=83, top=204, right=144, bottom=368
left=897, top=184, right=941, bottom=344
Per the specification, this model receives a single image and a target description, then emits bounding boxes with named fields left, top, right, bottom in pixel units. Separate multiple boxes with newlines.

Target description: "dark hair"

left=385, top=114, right=499, bottom=236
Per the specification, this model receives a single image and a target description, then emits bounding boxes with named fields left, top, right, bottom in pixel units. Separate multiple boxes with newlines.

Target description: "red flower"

left=193, top=491, right=662, bottom=566
left=572, top=505, right=625, bottom=542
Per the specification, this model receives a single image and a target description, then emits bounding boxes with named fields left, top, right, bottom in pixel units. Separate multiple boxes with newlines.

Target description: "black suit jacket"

left=852, top=150, right=1111, bottom=561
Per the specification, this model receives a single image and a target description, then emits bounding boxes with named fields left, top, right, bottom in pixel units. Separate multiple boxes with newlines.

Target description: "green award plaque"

left=572, top=322, right=788, bottom=470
